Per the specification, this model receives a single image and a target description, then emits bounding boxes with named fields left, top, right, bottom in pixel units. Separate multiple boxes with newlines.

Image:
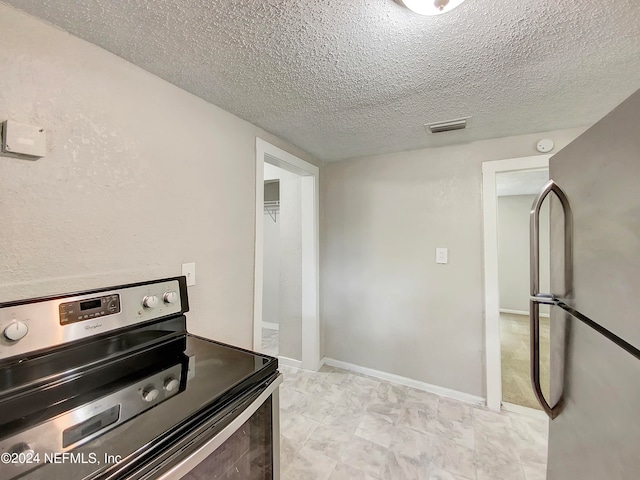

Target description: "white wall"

left=262, top=199, right=280, bottom=325
left=279, top=169, right=303, bottom=360
left=497, top=194, right=550, bottom=314
left=321, top=127, right=586, bottom=396
left=262, top=170, right=281, bottom=328
left=0, top=4, right=319, bottom=348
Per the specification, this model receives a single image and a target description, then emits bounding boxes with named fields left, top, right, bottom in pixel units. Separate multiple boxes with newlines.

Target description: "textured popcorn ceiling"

left=4, top=0, right=640, bottom=161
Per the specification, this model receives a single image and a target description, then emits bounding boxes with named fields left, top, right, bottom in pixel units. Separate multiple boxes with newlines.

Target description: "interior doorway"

left=482, top=155, right=551, bottom=413
left=253, top=139, right=320, bottom=371
left=496, top=169, right=551, bottom=411
left=261, top=174, right=281, bottom=357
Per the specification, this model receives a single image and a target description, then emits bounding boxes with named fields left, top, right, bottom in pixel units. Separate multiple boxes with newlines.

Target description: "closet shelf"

left=264, top=200, right=279, bottom=222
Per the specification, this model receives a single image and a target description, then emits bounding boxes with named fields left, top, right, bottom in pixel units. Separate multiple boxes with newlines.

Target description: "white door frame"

left=254, top=138, right=320, bottom=371
left=482, top=155, right=551, bottom=411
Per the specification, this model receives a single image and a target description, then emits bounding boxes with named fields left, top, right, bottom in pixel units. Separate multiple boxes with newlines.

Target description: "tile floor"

left=278, top=364, right=549, bottom=480
left=500, top=313, right=550, bottom=410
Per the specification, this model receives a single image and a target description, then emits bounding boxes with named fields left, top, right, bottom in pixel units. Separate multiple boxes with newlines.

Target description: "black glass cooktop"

left=0, top=331, right=278, bottom=480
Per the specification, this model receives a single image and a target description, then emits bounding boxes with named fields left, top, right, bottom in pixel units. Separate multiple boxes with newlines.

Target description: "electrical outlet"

left=182, top=263, right=196, bottom=286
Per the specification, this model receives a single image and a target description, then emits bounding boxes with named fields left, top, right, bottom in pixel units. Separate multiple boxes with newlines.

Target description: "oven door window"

left=182, top=397, right=273, bottom=480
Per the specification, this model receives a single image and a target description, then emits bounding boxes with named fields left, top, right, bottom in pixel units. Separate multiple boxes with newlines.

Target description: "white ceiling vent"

left=425, top=117, right=471, bottom=134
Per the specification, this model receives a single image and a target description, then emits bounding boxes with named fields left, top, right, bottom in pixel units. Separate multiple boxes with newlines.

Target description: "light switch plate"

left=436, top=248, right=448, bottom=264
left=182, top=263, right=196, bottom=286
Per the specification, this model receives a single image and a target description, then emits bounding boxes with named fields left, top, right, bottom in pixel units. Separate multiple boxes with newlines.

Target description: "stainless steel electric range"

left=0, top=276, right=281, bottom=480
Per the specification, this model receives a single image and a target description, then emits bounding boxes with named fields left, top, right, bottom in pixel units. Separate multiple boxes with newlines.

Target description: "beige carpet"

left=500, top=313, right=550, bottom=410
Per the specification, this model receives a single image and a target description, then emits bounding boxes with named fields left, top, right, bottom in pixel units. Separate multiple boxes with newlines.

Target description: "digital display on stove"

left=59, top=294, right=121, bottom=325
left=80, top=299, right=102, bottom=311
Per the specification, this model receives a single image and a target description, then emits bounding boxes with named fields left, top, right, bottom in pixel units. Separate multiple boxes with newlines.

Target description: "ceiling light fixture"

left=398, top=0, right=467, bottom=16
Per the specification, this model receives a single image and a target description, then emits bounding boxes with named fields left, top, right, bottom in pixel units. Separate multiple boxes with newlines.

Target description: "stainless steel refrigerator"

left=529, top=88, right=640, bottom=480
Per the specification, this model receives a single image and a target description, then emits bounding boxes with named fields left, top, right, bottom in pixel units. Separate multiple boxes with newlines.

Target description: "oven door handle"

left=155, top=373, right=282, bottom=480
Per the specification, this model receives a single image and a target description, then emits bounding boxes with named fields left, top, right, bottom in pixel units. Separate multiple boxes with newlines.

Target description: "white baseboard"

left=261, top=322, right=280, bottom=331
left=500, top=308, right=550, bottom=318
left=278, top=356, right=301, bottom=368
left=502, top=402, right=549, bottom=421
left=322, top=357, right=485, bottom=406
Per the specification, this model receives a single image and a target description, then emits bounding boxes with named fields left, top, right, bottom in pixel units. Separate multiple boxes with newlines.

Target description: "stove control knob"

left=142, top=295, right=159, bottom=309
left=163, top=291, right=178, bottom=304
left=164, top=377, right=180, bottom=392
left=141, top=387, right=160, bottom=402
left=3, top=321, right=29, bottom=342
left=9, top=442, right=34, bottom=457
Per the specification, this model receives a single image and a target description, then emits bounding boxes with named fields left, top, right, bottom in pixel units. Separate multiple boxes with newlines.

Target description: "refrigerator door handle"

left=529, top=179, right=572, bottom=419
left=529, top=299, right=558, bottom=418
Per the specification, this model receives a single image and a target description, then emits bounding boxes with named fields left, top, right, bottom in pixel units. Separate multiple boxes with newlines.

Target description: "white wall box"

left=1, top=120, right=46, bottom=158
